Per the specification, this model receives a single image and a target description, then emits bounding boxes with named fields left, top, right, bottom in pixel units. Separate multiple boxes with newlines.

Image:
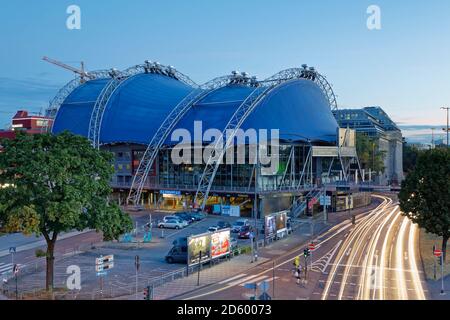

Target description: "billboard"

left=265, top=215, right=276, bottom=239
left=275, top=211, right=287, bottom=232
left=211, top=229, right=231, bottom=259
left=187, top=233, right=211, bottom=266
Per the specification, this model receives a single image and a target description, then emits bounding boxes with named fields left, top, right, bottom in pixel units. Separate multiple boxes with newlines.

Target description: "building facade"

left=333, top=106, right=404, bottom=185
left=49, top=62, right=360, bottom=217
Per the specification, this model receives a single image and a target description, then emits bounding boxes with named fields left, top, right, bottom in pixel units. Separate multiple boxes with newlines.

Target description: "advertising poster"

left=265, top=215, right=276, bottom=238
left=187, top=233, right=211, bottom=266
left=275, top=211, right=287, bottom=232
left=211, top=229, right=231, bottom=259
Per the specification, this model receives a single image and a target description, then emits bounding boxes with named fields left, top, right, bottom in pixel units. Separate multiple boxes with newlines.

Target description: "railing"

left=111, top=181, right=316, bottom=194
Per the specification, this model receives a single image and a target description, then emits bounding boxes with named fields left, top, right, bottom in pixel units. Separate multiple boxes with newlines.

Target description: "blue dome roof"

left=52, top=73, right=338, bottom=146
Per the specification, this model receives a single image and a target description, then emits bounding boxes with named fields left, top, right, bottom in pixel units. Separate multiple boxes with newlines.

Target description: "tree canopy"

left=0, top=131, right=132, bottom=290
left=356, top=133, right=386, bottom=174
left=399, top=148, right=450, bottom=260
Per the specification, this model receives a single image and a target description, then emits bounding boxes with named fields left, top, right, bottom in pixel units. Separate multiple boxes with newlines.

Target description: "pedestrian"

left=295, top=265, right=302, bottom=284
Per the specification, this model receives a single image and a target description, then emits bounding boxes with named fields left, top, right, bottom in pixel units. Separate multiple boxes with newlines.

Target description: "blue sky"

left=0, top=0, right=449, bottom=143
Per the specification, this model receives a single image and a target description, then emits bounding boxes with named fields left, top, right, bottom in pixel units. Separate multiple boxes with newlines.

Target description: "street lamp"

left=441, top=107, right=449, bottom=148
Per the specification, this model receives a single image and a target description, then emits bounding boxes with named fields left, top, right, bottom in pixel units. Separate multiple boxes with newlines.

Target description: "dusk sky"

left=1, top=0, right=449, bottom=143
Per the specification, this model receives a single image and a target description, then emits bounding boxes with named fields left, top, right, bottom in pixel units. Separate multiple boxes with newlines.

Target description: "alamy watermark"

left=171, top=121, right=280, bottom=173
left=66, top=265, right=81, bottom=290
left=66, top=5, right=81, bottom=30
left=367, top=5, right=381, bottom=30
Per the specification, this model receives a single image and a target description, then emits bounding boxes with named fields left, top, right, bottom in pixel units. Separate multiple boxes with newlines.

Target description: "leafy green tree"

left=356, top=133, right=386, bottom=176
left=403, top=143, right=421, bottom=174
left=0, top=132, right=132, bottom=291
left=399, top=148, right=450, bottom=261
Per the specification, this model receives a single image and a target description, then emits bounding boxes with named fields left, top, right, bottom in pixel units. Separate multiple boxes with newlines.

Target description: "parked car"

left=165, top=245, right=187, bottom=264
left=231, top=219, right=250, bottom=233
left=158, top=216, right=187, bottom=229
left=172, top=237, right=187, bottom=247
left=217, top=221, right=231, bottom=230
left=208, top=225, right=219, bottom=232
left=238, top=226, right=253, bottom=239
left=174, top=212, right=195, bottom=224
left=208, top=221, right=231, bottom=233
left=190, top=212, right=207, bottom=221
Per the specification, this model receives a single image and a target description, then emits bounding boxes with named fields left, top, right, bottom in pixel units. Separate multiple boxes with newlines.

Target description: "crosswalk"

left=216, top=273, right=279, bottom=288
left=0, top=263, right=22, bottom=277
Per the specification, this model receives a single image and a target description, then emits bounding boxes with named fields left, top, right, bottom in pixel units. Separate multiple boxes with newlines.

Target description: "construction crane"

left=42, top=56, right=94, bottom=83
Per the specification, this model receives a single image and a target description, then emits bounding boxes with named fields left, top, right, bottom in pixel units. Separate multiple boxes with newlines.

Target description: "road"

left=321, top=194, right=426, bottom=300
left=175, top=194, right=427, bottom=300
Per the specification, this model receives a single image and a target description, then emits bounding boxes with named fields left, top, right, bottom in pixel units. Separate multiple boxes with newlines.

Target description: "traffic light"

left=303, top=248, right=310, bottom=258
left=143, top=286, right=151, bottom=300
left=438, top=256, right=443, bottom=266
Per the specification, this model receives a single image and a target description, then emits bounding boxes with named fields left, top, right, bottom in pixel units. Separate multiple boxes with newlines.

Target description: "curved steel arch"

left=193, top=67, right=335, bottom=210
left=45, top=69, right=113, bottom=133
left=126, top=74, right=241, bottom=206
left=88, top=62, right=199, bottom=149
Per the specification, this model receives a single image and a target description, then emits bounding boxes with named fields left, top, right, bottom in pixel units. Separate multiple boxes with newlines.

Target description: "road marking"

left=218, top=273, right=247, bottom=284
left=226, top=274, right=261, bottom=287
left=239, top=275, right=268, bottom=287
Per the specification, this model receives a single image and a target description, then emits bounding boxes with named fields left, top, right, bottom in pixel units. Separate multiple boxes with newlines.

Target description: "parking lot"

left=2, top=209, right=261, bottom=299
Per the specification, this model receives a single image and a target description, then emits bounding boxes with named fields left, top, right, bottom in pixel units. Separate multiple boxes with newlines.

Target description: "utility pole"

left=197, top=251, right=202, bottom=286
left=253, top=154, right=259, bottom=262
left=135, top=255, right=140, bottom=299
left=441, top=107, right=450, bottom=148
left=431, top=128, right=435, bottom=149
left=440, top=254, right=445, bottom=295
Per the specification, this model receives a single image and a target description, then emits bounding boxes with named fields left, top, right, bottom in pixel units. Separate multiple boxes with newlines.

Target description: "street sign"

left=319, top=196, right=331, bottom=206
left=434, top=249, right=442, bottom=257
left=308, top=243, right=316, bottom=251
left=9, top=247, right=16, bottom=254
left=260, top=280, right=269, bottom=293
left=96, top=255, right=114, bottom=265
left=95, top=261, right=114, bottom=272
left=96, top=271, right=107, bottom=277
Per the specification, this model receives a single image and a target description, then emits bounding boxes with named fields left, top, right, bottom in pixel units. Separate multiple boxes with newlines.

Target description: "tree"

left=403, top=143, right=421, bottom=174
left=399, top=148, right=450, bottom=261
left=0, top=131, right=133, bottom=291
left=356, top=133, right=386, bottom=176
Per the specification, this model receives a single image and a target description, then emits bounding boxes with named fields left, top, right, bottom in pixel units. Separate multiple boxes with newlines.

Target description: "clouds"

left=0, top=77, right=63, bottom=127
left=399, top=124, right=447, bottom=144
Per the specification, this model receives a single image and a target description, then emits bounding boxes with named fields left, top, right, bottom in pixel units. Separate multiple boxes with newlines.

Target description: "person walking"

left=295, top=265, right=302, bottom=284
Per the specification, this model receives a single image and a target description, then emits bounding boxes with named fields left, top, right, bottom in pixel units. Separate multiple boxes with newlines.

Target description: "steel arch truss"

left=44, top=70, right=112, bottom=133
left=193, top=84, right=276, bottom=209
left=126, top=74, right=240, bottom=206
left=193, top=66, right=338, bottom=210
left=87, top=62, right=199, bottom=149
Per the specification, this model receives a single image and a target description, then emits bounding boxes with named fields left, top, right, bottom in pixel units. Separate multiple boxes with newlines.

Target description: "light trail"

left=359, top=206, right=400, bottom=300
left=407, top=221, right=426, bottom=300
left=378, top=208, right=402, bottom=300
left=322, top=195, right=391, bottom=300
left=395, top=216, right=409, bottom=300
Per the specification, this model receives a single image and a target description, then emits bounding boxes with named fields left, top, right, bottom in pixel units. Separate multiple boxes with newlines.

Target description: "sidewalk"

left=427, top=275, right=450, bottom=300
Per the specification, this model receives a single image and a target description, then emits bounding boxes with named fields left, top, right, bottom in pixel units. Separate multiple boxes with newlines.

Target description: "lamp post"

left=441, top=107, right=450, bottom=148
